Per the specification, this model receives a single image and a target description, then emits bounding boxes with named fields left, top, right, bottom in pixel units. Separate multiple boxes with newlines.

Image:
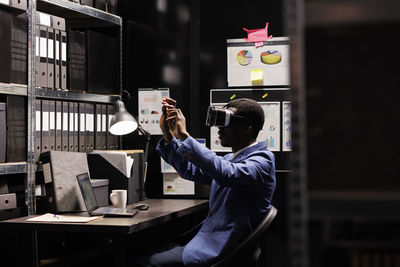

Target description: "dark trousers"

left=130, top=242, right=185, bottom=267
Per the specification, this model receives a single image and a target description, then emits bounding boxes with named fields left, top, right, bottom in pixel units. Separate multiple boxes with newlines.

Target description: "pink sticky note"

left=243, top=22, right=273, bottom=47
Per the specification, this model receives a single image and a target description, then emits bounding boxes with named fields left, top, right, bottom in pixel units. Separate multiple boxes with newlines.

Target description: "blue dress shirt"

left=156, top=136, right=276, bottom=266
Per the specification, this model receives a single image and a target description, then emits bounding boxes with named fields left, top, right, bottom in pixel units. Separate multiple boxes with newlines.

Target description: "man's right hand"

left=160, top=98, right=176, bottom=143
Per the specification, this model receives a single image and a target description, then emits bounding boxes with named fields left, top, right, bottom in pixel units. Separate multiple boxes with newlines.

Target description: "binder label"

left=49, top=111, right=55, bottom=130
left=102, top=114, right=106, bottom=132
left=87, top=114, right=94, bottom=132
left=39, top=13, right=51, bottom=27
left=42, top=111, right=49, bottom=131
left=75, top=113, right=78, bottom=131
left=63, top=112, right=68, bottom=131
left=57, top=112, right=62, bottom=130
left=69, top=112, right=74, bottom=131
left=36, top=36, right=39, bottom=56
left=97, top=114, right=101, bottom=132
left=80, top=113, right=85, bottom=132
left=61, top=41, right=66, bottom=61
left=36, top=111, right=41, bottom=130
left=40, top=36, right=47, bottom=58
left=48, top=37, right=54, bottom=59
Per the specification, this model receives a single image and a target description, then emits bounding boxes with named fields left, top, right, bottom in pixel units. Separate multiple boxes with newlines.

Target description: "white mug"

left=110, top=189, right=127, bottom=209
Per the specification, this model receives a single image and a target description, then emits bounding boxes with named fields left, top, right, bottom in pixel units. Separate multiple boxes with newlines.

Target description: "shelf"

left=35, top=88, right=119, bottom=103
left=0, top=162, right=27, bottom=175
left=37, top=0, right=122, bottom=27
left=0, top=82, right=28, bottom=97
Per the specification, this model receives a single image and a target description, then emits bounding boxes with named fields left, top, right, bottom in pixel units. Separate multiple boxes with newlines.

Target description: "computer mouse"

left=133, top=203, right=149, bottom=210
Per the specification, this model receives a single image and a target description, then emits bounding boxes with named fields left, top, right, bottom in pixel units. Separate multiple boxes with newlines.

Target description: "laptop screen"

left=76, top=173, right=98, bottom=212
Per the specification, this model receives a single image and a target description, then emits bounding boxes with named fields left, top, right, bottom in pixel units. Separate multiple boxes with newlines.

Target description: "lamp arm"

left=136, top=124, right=151, bottom=200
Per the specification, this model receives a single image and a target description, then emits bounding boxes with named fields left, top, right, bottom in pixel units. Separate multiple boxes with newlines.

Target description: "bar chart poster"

left=209, top=106, right=232, bottom=152
left=258, top=102, right=280, bottom=151
left=282, top=101, right=292, bottom=151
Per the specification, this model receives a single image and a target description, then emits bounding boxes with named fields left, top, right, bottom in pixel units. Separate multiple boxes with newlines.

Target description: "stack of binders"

left=34, top=101, right=118, bottom=163
left=36, top=11, right=67, bottom=90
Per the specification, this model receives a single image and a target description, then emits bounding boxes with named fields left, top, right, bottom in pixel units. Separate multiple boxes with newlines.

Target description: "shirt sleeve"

left=176, top=136, right=274, bottom=189
left=156, top=137, right=213, bottom=185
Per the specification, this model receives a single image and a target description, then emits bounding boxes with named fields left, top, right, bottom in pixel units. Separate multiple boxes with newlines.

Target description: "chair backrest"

left=211, top=205, right=278, bottom=267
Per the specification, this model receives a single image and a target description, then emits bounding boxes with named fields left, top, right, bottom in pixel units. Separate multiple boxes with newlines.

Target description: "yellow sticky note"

left=251, top=68, right=263, bottom=85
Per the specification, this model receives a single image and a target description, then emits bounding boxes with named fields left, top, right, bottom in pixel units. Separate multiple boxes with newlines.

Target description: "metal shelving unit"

left=0, top=0, right=123, bottom=216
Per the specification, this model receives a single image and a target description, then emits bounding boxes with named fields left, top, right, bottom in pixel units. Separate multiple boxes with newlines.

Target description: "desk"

left=0, top=199, right=209, bottom=267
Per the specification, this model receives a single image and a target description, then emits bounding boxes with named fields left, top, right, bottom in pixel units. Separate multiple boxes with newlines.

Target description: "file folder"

left=95, top=104, right=102, bottom=150
left=41, top=100, right=50, bottom=153
left=0, top=103, right=6, bottom=163
left=10, top=13, right=28, bottom=85
left=56, top=101, right=62, bottom=151
left=101, top=104, right=107, bottom=150
left=68, top=30, right=86, bottom=91
left=54, top=30, right=61, bottom=89
left=35, top=99, right=41, bottom=162
left=38, top=26, right=48, bottom=88
left=47, top=28, right=55, bottom=89
left=86, top=103, right=94, bottom=152
left=10, top=0, right=27, bottom=10
left=73, top=102, right=79, bottom=151
left=6, top=96, right=26, bottom=162
left=49, top=100, right=56, bottom=150
left=60, top=31, right=67, bottom=90
left=78, top=102, right=86, bottom=152
left=106, top=104, right=114, bottom=149
left=62, top=101, right=69, bottom=151
left=68, top=101, right=74, bottom=151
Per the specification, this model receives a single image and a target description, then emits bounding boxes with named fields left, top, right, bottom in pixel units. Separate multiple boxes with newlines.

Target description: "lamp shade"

left=109, top=100, right=138, bottom=135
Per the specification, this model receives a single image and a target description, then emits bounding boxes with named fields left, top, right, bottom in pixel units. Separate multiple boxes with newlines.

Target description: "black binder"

left=78, top=102, right=86, bottom=152
left=101, top=104, right=107, bottom=150
left=38, top=26, right=48, bottom=88
left=106, top=104, right=114, bottom=149
left=86, top=30, right=119, bottom=94
left=48, top=100, right=56, bottom=151
left=68, top=101, right=74, bottom=151
left=35, top=99, right=41, bottom=162
left=95, top=104, right=102, bottom=150
left=54, top=29, right=61, bottom=89
left=41, top=100, right=50, bottom=153
left=60, top=30, right=67, bottom=90
left=55, top=101, right=62, bottom=151
left=86, top=103, right=94, bottom=152
left=73, top=102, right=79, bottom=151
left=68, top=30, right=86, bottom=91
left=6, top=96, right=26, bottom=162
left=61, top=101, right=69, bottom=151
left=47, top=28, right=55, bottom=89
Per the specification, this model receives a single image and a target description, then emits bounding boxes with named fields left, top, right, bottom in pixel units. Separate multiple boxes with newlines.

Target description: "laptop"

left=76, top=173, right=138, bottom=217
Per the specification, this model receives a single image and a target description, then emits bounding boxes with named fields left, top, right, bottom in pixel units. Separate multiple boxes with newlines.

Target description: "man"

left=135, top=97, right=276, bottom=266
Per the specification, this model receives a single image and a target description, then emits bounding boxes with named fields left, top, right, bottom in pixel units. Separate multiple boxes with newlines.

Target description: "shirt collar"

left=232, top=141, right=258, bottom=159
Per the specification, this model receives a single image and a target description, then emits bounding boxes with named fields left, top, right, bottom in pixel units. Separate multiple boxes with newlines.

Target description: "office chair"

left=211, top=205, right=278, bottom=267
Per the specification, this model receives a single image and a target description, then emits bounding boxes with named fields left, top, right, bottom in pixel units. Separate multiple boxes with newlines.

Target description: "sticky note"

left=251, top=69, right=263, bottom=85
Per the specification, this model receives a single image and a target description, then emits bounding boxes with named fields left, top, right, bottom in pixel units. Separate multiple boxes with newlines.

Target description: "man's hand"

left=160, top=98, right=176, bottom=143
left=166, top=108, right=190, bottom=141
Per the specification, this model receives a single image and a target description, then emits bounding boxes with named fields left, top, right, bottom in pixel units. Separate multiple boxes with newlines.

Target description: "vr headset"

left=205, top=106, right=246, bottom=127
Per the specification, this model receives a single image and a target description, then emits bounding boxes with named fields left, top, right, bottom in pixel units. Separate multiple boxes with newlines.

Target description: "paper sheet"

left=27, top=213, right=102, bottom=223
left=138, top=88, right=170, bottom=135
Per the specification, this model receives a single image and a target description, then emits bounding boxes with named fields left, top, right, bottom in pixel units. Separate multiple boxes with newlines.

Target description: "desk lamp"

left=109, top=98, right=150, bottom=200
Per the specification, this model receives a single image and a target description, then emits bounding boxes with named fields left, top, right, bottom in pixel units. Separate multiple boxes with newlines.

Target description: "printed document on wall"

left=282, top=101, right=292, bottom=151
left=258, top=102, right=280, bottom=151
left=138, top=88, right=169, bottom=135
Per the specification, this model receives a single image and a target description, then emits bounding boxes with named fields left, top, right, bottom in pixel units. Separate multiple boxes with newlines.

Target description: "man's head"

left=218, top=98, right=265, bottom=149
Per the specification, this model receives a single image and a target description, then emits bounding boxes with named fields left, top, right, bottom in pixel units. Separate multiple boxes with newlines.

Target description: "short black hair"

left=225, top=98, right=264, bottom=138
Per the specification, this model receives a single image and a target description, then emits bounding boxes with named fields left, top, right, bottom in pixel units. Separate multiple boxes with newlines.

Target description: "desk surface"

left=0, top=199, right=209, bottom=234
